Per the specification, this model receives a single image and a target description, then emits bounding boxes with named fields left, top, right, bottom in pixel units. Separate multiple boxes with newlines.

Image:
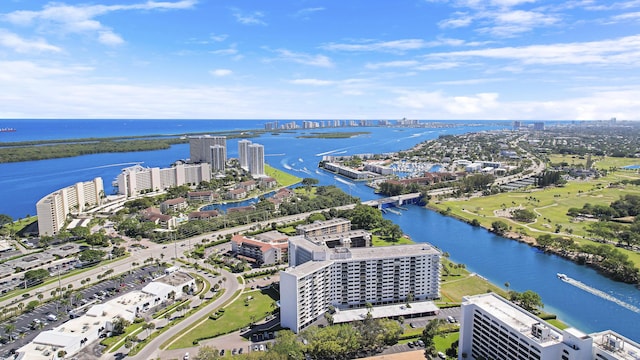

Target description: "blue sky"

left=0, top=0, right=639, bottom=120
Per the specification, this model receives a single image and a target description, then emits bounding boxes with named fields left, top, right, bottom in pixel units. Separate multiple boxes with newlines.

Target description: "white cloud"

left=289, top=78, right=335, bottom=86
left=210, top=33, right=228, bottom=42
left=416, top=62, right=462, bottom=70
left=435, top=78, right=507, bottom=85
left=210, top=69, right=232, bottom=77
left=2, top=1, right=196, bottom=44
left=293, top=7, right=325, bottom=19
left=490, top=0, right=536, bottom=7
left=98, top=31, right=124, bottom=46
left=610, top=11, right=640, bottom=21
left=427, top=35, right=640, bottom=66
left=0, top=60, right=92, bottom=81
left=437, top=0, right=560, bottom=37
left=272, top=49, right=333, bottom=67
left=231, top=9, right=266, bottom=25
left=394, top=90, right=499, bottom=114
left=211, top=46, right=238, bottom=56
left=322, top=39, right=430, bottom=53
left=0, top=29, right=62, bottom=53
left=365, top=60, right=419, bottom=70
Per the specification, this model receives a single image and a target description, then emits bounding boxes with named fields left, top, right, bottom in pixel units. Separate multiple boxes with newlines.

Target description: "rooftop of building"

left=590, top=330, right=640, bottom=360
left=333, top=243, right=440, bottom=261
left=254, top=230, right=289, bottom=243
left=333, top=301, right=439, bottom=324
left=296, top=218, right=351, bottom=231
left=306, top=229, right=371, bottom=245
left=154, top=271, right=193, bottom=287
left=282, top=259, right=333, bottom=277
left=162, top=197, right=186, bottom=205
left=463, top=293, right=562, bottom=347
left=18, top=290, right=153, bottom=360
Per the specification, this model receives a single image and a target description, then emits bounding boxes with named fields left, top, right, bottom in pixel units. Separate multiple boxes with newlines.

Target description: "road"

left=115, top=267, right=241, bottom=360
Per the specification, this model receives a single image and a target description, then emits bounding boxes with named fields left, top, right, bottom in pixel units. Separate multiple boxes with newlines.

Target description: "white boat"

left=557, top=273, right=568, bottom=280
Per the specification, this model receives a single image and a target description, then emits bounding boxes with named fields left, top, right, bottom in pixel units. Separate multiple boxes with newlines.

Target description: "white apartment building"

left=458, top=293, right=640, bottom=360
left=189, top=135, right=226, bottom=163
left=116, top=163, right=211, bottom=197
left=281, top=239, right=441, bottom=333
left=238, top=139, right=252, bottom=171
left=210, top=144, right=226, bottom=172
left=248, top=143, right=265, bottom=176
left=36, top=178, right=104, bottom=236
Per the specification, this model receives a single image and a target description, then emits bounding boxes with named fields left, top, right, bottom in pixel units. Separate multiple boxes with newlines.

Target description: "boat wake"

left=334, top=176, right=355, bottom=187
left=86, top=162, right=143, bottom=170
left=557, top=274, right=640, bottom=313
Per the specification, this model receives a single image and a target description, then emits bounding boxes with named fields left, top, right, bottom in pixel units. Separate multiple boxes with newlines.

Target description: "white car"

left=183, top=352, right=189, bottom=360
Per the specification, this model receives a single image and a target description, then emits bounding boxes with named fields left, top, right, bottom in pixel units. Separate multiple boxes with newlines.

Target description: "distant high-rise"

left=238, top=139, right=252, bottom=171
left=189, top=135, right=226, bottom=163
left=533, top=121, right=545, bottom=131
left=513, top=120, right=522, bottom=130
left=248, top=143, right=265, bottom=176
left=210, top=145, right=226, bottom=172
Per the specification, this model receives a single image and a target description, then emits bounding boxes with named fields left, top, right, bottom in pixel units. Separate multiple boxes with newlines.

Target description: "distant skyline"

left=0, top=0, right=638, bottom=120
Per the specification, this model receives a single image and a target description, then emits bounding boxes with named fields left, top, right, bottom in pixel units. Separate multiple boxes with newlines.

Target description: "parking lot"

left=0, top=265, right=164, bottom=358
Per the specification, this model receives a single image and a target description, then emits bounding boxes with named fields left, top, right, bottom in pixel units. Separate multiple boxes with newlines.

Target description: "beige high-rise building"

left=116, top=163, right=211, bottom=197
left=36, top=178, right=104, bottom=236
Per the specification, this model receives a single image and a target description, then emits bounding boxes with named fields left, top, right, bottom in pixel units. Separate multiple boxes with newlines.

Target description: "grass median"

left=166, top=287, right=279, bottom=349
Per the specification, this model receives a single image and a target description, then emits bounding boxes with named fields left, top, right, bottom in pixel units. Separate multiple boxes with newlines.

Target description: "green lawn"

left=434, top=332, right=459, bottom=356
left=265, top=164, right=301, bottom=187
left=371, top=234, right=414, bottom=246
left=430, top=170, right=640, bottom=268
left=168, top=287, right=279, bottom=349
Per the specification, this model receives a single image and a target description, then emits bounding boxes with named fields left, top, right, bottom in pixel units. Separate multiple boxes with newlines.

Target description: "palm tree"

left=4, top=323, right=15, bottom=341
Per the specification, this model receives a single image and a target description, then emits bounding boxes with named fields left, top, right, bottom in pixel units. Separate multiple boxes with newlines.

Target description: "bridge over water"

left=362, top=193, right=422, bottom=209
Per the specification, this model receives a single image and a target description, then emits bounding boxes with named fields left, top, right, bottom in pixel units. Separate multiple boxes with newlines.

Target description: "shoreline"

left=426, top=203, right=640, bottom=287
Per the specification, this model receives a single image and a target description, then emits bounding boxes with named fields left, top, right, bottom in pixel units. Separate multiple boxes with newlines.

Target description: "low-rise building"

left=296, top=218, right=352, bottom=237
left=227, top=188, right=247, bottom=200
left=141, top=207, right=176, bottom=229
left=231, top=232, right=289, bottom=265
left=142, top=270, right=195, bottom=300
left=259, top=177, right=277, bottom=188
left=188, top=209, right=219, bottom=220
left=160, top=197, right=187, bottom=213
left=16, top=290, right=157, bottom=360
left=187, top=190, right=218, bottom=202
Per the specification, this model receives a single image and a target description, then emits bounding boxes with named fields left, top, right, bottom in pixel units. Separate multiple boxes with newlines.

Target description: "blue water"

left=622, top=165, right=640, bottom=170
left=386, top=207, right=640, bottom=340
left=0, top=119, right=638, bottom=341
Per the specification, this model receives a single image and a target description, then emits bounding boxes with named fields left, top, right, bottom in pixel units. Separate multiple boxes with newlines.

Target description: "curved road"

left=118, top=267, right=241, bottom=360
